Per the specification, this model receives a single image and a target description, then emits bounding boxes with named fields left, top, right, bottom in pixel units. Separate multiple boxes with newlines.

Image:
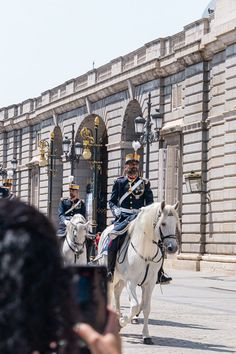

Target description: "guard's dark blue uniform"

left=0, top=186, right=15, bottom=200
left=109, top=176, right=153, bottom=222
left=108, top=175, right=154, bottom=248
left=57, top=198, right=86, bottom=237
left=0, top=186, right=10, bottom=199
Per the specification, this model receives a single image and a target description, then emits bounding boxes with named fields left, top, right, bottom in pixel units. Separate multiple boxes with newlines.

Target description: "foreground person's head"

left=0, top=199, right=74, bottom=354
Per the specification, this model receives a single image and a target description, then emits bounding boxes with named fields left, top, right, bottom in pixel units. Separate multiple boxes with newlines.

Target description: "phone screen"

left=68, top=265, right=108, bottom=334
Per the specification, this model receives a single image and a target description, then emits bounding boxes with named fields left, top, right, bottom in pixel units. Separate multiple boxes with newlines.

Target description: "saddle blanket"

left=100, top=234, right=110, bottom=256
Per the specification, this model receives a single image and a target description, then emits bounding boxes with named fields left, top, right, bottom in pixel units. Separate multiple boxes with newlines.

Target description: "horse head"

left=155, top=201, right=180, bottom=254
left=67, top=214, right=90, bottom=244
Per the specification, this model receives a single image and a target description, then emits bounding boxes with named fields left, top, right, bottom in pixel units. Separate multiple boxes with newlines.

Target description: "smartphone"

left=67, top=265, right=108, bottom=333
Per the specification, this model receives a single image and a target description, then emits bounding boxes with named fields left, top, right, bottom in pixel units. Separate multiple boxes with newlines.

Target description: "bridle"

left=66, top=220, right=87, bottom=263
left=131, top=206, right=177, bottom=263
left=153, top=207, right=177, bottom=244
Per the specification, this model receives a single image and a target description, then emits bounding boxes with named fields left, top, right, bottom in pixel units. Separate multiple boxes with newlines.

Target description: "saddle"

left=100, top=230, right=129, bottom=258
left=110, top=221, right=130, bottom=239
left=116, top=235, right=130, bottom=264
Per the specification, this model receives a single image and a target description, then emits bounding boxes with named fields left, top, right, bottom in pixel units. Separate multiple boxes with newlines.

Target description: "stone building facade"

left=0, top=0, right=236, bottom=272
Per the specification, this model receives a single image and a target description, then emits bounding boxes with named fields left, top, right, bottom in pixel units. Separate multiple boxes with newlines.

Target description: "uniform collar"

left=71, top=198, right=79, bottom=203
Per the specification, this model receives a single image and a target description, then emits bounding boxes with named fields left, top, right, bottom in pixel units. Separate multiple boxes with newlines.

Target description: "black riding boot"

left=107, top=249, right=117, bottom=282
left=156, top=266, right=172, bottom=284
left=86, top=238, right=96, bottom=262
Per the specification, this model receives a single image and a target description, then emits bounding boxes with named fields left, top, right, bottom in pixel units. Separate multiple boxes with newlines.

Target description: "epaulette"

left=142, top=177, right=150, bottom=185
left=114, top=176, right=123, bottom=182
left=60, top=197, right=68, bottom=201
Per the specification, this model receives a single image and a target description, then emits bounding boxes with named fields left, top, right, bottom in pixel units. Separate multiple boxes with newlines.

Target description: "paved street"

left=119, top=269, right=236, bottom=354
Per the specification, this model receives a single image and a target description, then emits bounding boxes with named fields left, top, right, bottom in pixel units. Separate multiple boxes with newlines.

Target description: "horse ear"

left=161, top=201, right=165, bottom=211
left=174, top=201, right=179, bottom=210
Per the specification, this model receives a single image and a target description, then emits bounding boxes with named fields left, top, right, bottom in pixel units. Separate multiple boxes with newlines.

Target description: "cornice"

left=200, top=26, right=236, bottom=60
left=1, top=20, right=236, bottom=133
left=1, top=49, right=202, bottom=132
left=107, top=141, right=133, bottom=151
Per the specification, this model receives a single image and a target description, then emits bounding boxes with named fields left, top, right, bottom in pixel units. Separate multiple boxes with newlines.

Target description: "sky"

left=0, top=0, right=210, bottom=107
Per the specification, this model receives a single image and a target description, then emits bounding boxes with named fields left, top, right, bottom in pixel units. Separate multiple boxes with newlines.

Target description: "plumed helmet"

left=125, top=153, right=140, bottom=164
left=125, top=141, right=141, bottom=164
left=68, top=175, right=80, bottom=190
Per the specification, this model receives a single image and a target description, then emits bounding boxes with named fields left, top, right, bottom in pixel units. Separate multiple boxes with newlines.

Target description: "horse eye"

left=162, top=222, right=166, bottom=227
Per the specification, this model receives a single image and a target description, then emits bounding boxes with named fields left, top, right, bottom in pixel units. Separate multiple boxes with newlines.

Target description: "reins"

left=130, top=239, right=162, bottom=263
left=129, top=206, right=163, bottom=263
left=127, top=204, right=178, bottom=286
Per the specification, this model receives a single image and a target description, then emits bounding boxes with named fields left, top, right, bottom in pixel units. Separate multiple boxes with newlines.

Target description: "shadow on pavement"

left=147, top=318, right=216, bottom=330
left=122, top=333, right=235, bottom=353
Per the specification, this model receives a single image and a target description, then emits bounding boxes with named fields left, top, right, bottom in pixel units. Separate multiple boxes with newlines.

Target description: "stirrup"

left=156, top=273, right=172, bottom=284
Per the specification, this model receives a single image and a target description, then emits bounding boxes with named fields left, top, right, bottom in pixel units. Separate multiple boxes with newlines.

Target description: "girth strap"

left=138, top=264, right=150, bottom=286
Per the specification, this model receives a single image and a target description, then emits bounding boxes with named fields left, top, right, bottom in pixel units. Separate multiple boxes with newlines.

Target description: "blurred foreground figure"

left=0, top=199, right=121, bottom=354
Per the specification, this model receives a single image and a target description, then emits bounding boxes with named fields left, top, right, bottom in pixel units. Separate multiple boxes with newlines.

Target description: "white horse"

left=97, top=201, right=180, bottom=344
left=62, top=214, right=90, bottom=265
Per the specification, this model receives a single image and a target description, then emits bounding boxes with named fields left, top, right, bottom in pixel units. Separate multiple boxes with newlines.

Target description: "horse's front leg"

left=142, top=283, right=155, bottom=345
left=114, top=279, right=125, bottom=317
left=62, top=241, right=74, bottom=265
left=131, top=286, right=145, bottom=324
left=120, top=280, right=139, bottom=327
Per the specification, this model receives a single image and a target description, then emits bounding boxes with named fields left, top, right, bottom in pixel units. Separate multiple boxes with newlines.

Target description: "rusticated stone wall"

left=1, top=0, right=236, bottom=271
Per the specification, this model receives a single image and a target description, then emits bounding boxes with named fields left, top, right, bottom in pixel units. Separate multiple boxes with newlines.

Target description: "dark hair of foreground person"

left=0, top=198, right=76, bottom=354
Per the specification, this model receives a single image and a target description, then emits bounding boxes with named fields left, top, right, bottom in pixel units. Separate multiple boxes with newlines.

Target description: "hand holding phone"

left=70, top=265, right=108, bottom=332
left=65, top=265, right=108, bottom=353
left=74, top=308, right=121, bottom=354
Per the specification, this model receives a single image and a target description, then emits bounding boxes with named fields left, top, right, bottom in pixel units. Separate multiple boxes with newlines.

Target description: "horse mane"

left=128, top=203, right=160, bottom=240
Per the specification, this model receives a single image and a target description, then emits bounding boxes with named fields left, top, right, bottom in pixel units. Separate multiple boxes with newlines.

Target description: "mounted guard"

left=107, top=142, right=153, bottom=280
left=107, top=141, right=172, bottom=284
left=57, top=176, right=86, bottom=240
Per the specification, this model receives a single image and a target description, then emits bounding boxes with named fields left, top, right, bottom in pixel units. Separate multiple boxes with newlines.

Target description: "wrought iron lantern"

left=184, top=171, right=202, bottom=193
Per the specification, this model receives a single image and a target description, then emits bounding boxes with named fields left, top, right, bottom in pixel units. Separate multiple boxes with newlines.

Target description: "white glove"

left=64, top=219, right=70, bottom=226
left=113, top=207, right=121, bottom=218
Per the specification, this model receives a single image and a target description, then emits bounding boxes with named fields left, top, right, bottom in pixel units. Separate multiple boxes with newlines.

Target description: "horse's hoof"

left=119, top=316, right=128, bottom=327
left=131, top=317, right=139, bottom=324
left=143, top=337, right=153, bottom=345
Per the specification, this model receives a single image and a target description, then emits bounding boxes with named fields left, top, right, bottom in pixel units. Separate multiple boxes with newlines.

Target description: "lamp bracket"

left=138, top=130, right=160, bottom=146
left=80, top=127, right=95, bottom=145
